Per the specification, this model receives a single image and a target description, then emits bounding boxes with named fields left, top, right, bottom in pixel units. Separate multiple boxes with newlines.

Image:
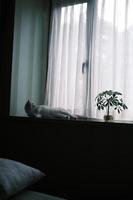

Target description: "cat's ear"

left=25, top=99, right=31, bottom=110
left=25, top=100, right=32, bottom=113
left=27, top=99, right=31, bottom=104
left=26, top=100, right=32, bottom=107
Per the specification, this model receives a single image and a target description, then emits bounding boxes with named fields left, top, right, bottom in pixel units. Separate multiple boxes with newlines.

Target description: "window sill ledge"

left=5, top=115, right=133, bottom=126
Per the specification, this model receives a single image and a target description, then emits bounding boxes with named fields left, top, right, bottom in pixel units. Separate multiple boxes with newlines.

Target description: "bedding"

left=10, top=190, right=66, bottom=200
left=0, top=159, right=45, bottom=200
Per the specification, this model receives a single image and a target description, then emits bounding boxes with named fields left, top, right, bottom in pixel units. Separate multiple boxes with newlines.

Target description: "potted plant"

left=95, top=90, right=128, bottom=121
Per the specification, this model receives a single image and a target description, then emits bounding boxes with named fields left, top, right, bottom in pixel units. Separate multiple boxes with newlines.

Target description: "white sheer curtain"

left=91, top=0, right=133, bottom=120
left=46, top=0, right=133, bottom=120
left=45, top=3, right=88, bottom=115
left=10, top=0, right=49, bottom=116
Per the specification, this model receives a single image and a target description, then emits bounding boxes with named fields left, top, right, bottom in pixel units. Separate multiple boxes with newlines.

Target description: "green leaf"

left=101, top=106, right=104, bottom=110
left=118, top=109, right=120, bottom=114
left=98, top=106, right=101, bottom=110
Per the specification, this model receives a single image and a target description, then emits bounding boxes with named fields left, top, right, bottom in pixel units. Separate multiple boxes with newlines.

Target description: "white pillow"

left=0, top=158, right=45, bottom=200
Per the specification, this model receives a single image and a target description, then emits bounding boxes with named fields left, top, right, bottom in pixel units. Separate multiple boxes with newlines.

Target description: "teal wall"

left=10, top=0, right=50, bottom=116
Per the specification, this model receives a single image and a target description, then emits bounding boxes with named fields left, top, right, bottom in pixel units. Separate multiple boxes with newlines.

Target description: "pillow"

left=0, top=158, right=45, bottom=200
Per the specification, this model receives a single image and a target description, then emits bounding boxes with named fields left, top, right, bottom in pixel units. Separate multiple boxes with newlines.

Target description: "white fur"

left=24, top=100, right=76, bottom=119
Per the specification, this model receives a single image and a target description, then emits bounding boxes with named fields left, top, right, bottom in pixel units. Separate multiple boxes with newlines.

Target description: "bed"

left=0, top=158, right=67, bottom=200
left=10, top=190, right=66, bottom=200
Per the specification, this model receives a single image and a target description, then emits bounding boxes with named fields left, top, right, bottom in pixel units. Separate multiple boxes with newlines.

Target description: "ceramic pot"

left=104, top=115, right=113, bottom=121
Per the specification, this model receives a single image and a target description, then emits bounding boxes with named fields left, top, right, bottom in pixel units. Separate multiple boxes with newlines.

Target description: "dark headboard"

left=1, top=117, right=133, bottom=199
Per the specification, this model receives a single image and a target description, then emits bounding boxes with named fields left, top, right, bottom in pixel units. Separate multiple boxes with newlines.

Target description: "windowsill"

left=6, top=115, right=133, bottom=126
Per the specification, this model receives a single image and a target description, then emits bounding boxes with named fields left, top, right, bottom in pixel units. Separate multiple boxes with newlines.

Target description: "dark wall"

left=0, top=0, right=15, bottom=117
left=1, top=117, right=133, bottom=199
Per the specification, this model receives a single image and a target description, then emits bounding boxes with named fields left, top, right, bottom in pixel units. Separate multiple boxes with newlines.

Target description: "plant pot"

left=104, top=115, right=113, bottom=121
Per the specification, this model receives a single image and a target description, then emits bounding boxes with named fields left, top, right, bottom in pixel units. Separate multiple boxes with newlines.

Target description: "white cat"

left=24, top=100, right=77, bottom=119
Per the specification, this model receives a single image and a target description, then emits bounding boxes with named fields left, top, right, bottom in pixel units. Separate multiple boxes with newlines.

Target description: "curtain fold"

left=85, top=0, right=98, bottom=117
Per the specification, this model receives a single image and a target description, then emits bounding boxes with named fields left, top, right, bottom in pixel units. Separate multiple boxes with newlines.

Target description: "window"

left=10, top=0, right=133, bottom=121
